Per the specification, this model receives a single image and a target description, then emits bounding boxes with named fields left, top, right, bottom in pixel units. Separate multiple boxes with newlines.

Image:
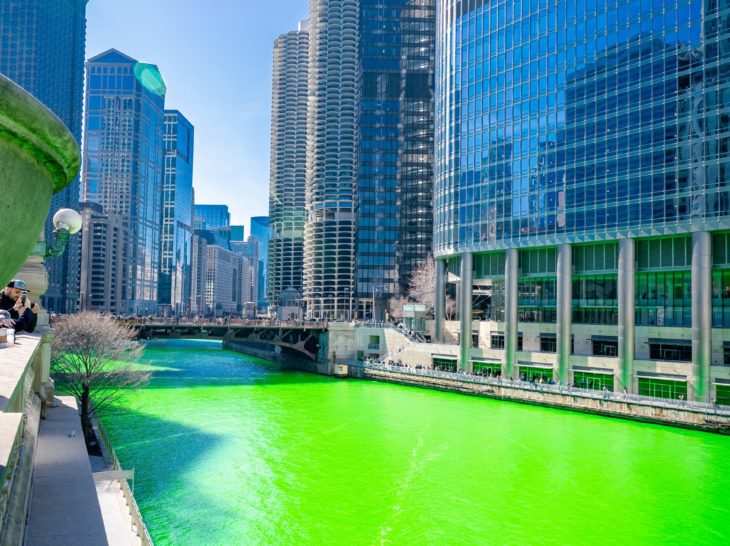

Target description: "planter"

left=0, top=74, right=79, bottom=287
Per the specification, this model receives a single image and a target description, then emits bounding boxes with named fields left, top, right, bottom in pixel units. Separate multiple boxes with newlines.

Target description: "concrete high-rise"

left=0, top=0, right=88, bottom=313
left=268, top=20, right=309, bottom=309
left=434, top=0, right=730, bottom=404
left=159, top=110, right=194, bottom=316
left=304, top=0, right=359, bottom=319
left=82, top=49, right=166, bottom=315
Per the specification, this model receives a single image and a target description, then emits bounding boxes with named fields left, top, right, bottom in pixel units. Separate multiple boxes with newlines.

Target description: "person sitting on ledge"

left=0, top=279, right=38, bottom=333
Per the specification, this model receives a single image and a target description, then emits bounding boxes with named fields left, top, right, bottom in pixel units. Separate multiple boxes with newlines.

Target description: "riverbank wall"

left=361, top=366, right=730, bottom=434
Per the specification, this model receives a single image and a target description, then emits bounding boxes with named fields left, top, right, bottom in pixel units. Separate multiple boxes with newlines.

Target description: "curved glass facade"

left=435, top=0, right=730, bottom=257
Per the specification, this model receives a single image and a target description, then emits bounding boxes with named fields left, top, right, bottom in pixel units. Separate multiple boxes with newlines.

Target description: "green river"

left=102, top=340, right=730, bottom=545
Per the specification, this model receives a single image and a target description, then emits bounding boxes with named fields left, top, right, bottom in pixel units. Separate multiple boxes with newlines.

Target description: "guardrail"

left=363, top=362, right=730, bottom=415
left=95, top=417, right=153, bottom=546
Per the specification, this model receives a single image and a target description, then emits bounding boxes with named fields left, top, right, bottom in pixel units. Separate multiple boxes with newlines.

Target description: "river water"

left=102, top=340, right=730, bottom=545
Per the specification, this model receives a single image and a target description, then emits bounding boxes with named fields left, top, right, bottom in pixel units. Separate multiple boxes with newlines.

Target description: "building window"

left=638, top=378, right=687, bottom=400
left=648, top=341, right=691, bottom=362
left=490, top=333, right=505, bottom=349
left=432, top=356, right=457, bottom=372
left=472, top=361, right=501, bottom=377
left=716, top=385, right=730, bottom=406
left=540, top=334, right=557, bottom=353
left=573, top=371, right=614, bottom=391
left=368, top=335, right=380, bottom=350
left=724, top=346, right=730, bottom=366
left=519, top=367, right=553, bottom=383
left=635, top=271, right=691, bottom=327
left=592, top=339, right=618, bottom=357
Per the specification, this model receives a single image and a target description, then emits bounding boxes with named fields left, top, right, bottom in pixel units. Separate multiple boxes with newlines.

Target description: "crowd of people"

left=0, top=279, right=38, bottom=334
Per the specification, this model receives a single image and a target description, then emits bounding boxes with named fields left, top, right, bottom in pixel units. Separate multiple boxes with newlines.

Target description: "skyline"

left=86, top=0, right=309, bottom=228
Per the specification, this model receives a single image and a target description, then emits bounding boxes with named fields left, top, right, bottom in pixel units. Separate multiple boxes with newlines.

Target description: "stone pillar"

left=504, top=248, right=519, bottom=379
left=557, top=243, right=572, bottom=385
left=618, top=238, right=635, bottom=392
left=434, top=258, right=446, bottom=343
left=459, top=252, right=473, bottom=373
left=691, top=231, right=712, bottom=402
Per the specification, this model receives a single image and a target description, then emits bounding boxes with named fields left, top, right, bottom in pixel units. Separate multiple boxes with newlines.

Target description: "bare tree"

left=408, top=257, right=458, bottom=320
left=51, top=313, right=149, bottom=442
left=409, top=258, right=436, bottom=311
left=388, top=296, right=410, bottom=320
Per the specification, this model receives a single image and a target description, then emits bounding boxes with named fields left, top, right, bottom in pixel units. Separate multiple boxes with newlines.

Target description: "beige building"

left=79, top=202, right=127, bottom=314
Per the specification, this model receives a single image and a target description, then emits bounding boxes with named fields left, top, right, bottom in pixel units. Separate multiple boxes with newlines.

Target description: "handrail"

left=95, top=417, right=154, bottom=546
left=363, top=362, right=730, bottom=416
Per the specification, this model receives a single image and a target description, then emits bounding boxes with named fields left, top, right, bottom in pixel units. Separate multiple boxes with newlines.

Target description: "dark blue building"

left=0, top=0, right=88, bottom=313
left=357, top=0, right=435, bottom=319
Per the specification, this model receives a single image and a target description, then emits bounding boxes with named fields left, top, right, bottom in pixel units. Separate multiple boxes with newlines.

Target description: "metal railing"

left=95, top=417, right=153, bottom=546
left=363, top=362, right=730, bottom=416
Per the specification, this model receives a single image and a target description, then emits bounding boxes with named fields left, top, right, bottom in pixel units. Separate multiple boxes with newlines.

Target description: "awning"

left=636, top=371, right=687, bottom=381
left=647, top=338, right=691, bottom=346
left=539, top=333, right=556, bottom=339
left=572, top=366, right=614, bottom=375
left=470, top=357, right=501, bottom=363
left=714, top=378, right=730, bottom=385
left=431, top=353, right=457, bottom=360
left=591, top=335, right=618, bottom=342
left=518, top=361, right=554, bottom=369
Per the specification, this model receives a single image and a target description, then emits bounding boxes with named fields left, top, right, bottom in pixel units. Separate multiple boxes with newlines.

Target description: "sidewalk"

left=26, top=396, right=108, bottom=546
left=90, top=455, right=142, bottom=546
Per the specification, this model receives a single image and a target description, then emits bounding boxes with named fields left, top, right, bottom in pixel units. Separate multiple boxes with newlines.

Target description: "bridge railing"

left=123, top=318, right=329, bottom=329
left=362, top=362, right=730, bottom=415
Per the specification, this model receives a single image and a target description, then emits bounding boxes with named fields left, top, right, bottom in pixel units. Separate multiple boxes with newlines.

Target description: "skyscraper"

left=82, top=48, right=166, bottom=315
left=302, top=0, right=435, bottom=319
left=250, top=216, right=270, bottom=308
left=434, top=0, right=730, bottom=403
left=194, top=204, right=230, bottom=231
left=304, top=0, right=359, bottom=319
left=159, top=110, right=194, bottom=316
left=0, top=0, right=88, bottom=313
left=356, top=0, right=435, bottom=319
left=268, top=20, right=309, bottom=308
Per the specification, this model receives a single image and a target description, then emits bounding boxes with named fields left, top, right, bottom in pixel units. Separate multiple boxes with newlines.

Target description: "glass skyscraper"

left=82, top=48, right=166, bottom=315
left=250, top=216, right=270, bottom=308
left=0, top=0, right=88, bottom=313
left=159, top=110, right=194, bottom=316
left=357, top=0, right=435, bottom=319
left=434, top=0, right=730, bottom=403
left=268, top=20, right=309, bottom=308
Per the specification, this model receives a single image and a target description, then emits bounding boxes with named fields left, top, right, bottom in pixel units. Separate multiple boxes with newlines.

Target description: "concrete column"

left=618, top=238, right=635, bottom=392
left=691, top=231, right=712, bottom=402
left=556, top=243, right=572, bottom=385
left=434, top=259, right=446, bottom=343
left=504, top=248, right=519, bottom=379
left=459, top=252, right=473, bottom=373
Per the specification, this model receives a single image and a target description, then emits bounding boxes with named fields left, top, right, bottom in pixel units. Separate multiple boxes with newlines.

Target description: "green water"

left=103, top=340, right=730, bottom=545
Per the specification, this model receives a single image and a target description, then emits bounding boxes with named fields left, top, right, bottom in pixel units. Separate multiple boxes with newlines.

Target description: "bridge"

left=129, top=320, right=328, bottom=361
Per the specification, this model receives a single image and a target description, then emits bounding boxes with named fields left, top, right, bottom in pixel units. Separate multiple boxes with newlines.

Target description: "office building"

left=159, top=110, right=194, bottom=316
left=82, top=48, right=166, bottom=315
left=268, top=20, right=309, bottom=308
left=356, top=0, right=435, bottom=319
left=194, top=204, right=231, bottom=247
left=433, top=0, right=730, bottom=403
left=78, top=202, right=127, bottom=314
left=0, top=0, right=88, bottom=313
left=250, top=216, right=270, bottom=308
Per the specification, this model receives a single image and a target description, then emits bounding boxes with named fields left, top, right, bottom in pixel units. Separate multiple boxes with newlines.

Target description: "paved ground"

left=90, top=455, right=142, bottom=546
left=26, top=396, right=109, bottom=546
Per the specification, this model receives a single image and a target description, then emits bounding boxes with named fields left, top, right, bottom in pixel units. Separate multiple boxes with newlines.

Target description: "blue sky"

left=86, top=0, right=309, bottom=228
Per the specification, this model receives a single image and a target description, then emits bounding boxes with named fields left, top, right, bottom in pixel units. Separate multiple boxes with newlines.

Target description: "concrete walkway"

left=26, top=396, right=109, bottom=546
left=90, top=455, right=142, bottom=546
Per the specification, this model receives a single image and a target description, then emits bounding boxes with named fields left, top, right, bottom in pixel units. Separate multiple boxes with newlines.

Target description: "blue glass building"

left=82, top=49, right=166, bottom=315
left=250, top=216, right=270, bottom=309
left=357, top=0, right=436, bottom=319
left=194, top=205, right=231, bottom=248
left=158, top=110, right=194, bottom=316
left=0, top=0, right=88, bottom=313
left=434, top=0, right=730, bottom=404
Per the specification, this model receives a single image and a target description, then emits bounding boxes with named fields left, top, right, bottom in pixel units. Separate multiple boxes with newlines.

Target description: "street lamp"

left=44, top=208, right=82, bottom=258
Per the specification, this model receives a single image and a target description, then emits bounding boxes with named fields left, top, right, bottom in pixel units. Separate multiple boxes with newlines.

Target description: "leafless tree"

left=388, top=296, right=410, bottom=320
left=408, top=257, right=457, bottom=319
left=51, top=312, right=149, bottom=442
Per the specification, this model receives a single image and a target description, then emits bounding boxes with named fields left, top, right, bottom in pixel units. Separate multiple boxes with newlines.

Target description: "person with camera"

left=0, top=279, right=38, bottom=333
